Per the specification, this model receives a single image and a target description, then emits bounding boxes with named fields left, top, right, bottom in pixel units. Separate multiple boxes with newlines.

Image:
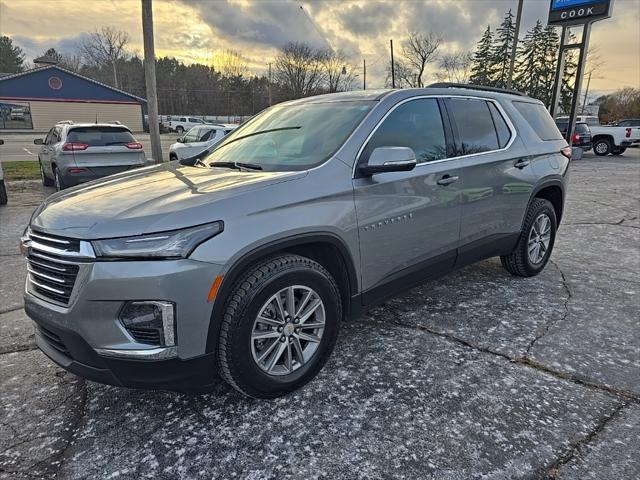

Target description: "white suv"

left=169, top=124, right=237, bottom=161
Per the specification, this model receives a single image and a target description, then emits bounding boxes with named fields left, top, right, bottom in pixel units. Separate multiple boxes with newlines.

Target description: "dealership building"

left=0, top=64, right=146, bottom=132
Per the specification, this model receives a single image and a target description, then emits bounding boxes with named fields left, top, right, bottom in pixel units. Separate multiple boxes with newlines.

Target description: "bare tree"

left=385, top=60, right=417, bottom=88
left=274, top=42, right=325, bottom=99
left=215, top=49, right=248, bottom=78
left=80, top=27, right=130, bottom=87
left=401, top=32, right=442, bottom=87
left=319, top=49, right=356, bottom=93
left=435, top=51, right=473, bottom=84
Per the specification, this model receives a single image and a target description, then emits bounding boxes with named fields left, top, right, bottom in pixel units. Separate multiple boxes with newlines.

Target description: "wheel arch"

left=529, top=180, right=565, bottom=226
left=205, top=233, right=359, bottom=353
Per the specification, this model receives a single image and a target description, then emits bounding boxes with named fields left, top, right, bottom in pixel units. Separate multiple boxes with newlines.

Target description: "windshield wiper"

left=210, top=161, right=263, bottom=171
left=220, top=126, right=301, bottom=147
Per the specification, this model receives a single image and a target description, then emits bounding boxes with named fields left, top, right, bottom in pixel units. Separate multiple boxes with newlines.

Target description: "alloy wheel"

left=527, top=213, right=551, bottom=264
left=251, top=285, right=325, bottom=376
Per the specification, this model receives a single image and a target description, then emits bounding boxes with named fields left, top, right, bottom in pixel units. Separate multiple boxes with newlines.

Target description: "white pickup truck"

left=557, top=115, right=640, bottom=156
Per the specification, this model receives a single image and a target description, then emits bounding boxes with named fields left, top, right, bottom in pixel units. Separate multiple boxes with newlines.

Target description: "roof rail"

left=107, top=121, right=122, bottom=125
left=427, top=83, right=524, bottom=97
left=55, top=120, right=74, bottom=125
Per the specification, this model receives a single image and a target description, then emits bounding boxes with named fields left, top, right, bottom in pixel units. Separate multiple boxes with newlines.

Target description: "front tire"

left=593, top=138, right=612, bottom=156
left=501, top=198, right=557, bottom=277
left=218, top=254, right=341, bottom=398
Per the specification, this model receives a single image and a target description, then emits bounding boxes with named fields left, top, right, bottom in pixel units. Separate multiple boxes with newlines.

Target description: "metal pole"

left=550, top=26, right=569, bottom=118
left=566, top=22, right=592, bottom=143
left=363, top=59, right=366, bottom=90
left=141, top=0, right=163, bottom=163
left=390, top=39, right=395, bottom=88
left=581, top=70, right=592, bottom=114
left=268, top=62, right=272, bottom=106
left=507, top=0, right=524, bottom=89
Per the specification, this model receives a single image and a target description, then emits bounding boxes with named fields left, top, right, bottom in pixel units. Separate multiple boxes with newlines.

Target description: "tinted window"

left=363, top=98, right=446, bottom=164
left=488, top=102, right=511, bottom=148
left=66, top=127, right=135, bottom=146
left=618, top=119, right=640, bottom=127
left=448, top=98, right=499, bottom=154
left=206, top=101, right=374, bottom=171
left=199, top=128, right=215, bottom=142
left=514, top=101, right=563, bottom=141
left=575, top=123, right=590, bottom=134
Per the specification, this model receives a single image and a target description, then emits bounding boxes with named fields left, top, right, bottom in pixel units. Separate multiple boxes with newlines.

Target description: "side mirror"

left=34, top=138, right=43, bottom=145
left=359, top=147, right=417, bottom=177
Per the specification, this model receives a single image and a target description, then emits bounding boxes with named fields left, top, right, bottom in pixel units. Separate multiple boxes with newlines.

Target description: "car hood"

left=32, top=162, right=306, bottom=238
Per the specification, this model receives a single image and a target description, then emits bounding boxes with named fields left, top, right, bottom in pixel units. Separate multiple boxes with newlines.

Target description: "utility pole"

left=363, top=59, right=366, bottom=90
left=390, top=39, right=395, bottom=88
left=507, top=0, right=524, bottom=90
left=141, top=0, right=163, bottom=163
left=268, top=62, right=272, bottom=106
left=581, top=70, right=592, bottom=114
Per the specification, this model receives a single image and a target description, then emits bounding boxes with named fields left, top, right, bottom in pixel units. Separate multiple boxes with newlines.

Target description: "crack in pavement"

left=374, top=308, right=640, bottom=403
left=524, top=259, right=572, bottom=356
left=0, top=306, right=24, bottom=315
left=565, top=218, right=640, bottom=229
left=545, top=401, right=630, bottom=479
left=0, top=343, right=37, bottom=355
left=51, top=380, right=87, bottom=479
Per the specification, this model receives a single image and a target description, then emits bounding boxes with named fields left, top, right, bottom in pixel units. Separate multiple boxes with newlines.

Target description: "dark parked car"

left=555, top=121, right=592, bottom=152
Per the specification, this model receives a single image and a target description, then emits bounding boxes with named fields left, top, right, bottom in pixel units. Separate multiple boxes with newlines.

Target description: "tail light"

left=560, top=146, right=572, bottom=159
left=125, top=142, right=143, bottom=150
left=626, top=128, right=632, bottom=138
left=572, top=133, right=580, bottom=144
left=62, top=142, right=89, bottom=151
left=67, top=167, right=88, bottom=174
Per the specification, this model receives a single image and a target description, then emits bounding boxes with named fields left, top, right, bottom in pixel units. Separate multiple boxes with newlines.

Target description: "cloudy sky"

left=1, top=0, right=638, bottom=95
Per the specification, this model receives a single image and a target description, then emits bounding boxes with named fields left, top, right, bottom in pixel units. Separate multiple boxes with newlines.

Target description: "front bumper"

left=24, top=257, right=224, bottom=390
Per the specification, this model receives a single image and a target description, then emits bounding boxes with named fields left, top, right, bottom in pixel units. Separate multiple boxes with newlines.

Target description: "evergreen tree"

left=491, top=10, right=516, bottom=88
left=469, top=26, right=495, bottom=86
left=514, top=21, right=545, bottom=100
left=0, top=36, right=25, bottom=73
left=539, top=26, right=560, bottom=107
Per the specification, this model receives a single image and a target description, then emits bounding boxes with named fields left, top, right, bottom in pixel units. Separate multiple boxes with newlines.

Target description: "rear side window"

left=513, top=101, right=563, bottom=141
left=66, top=127, right=135, bottom=146
left=363, top=98, right=447, bottom=164
left=488, top=102, right=512, bottom=148
left=575, top=123, right=590, bottom=133
left=448, top=98, right=499, bottom=154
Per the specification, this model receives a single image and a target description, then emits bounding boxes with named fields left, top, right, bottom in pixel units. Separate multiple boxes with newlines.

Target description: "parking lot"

left=0, top=132, right=181, bottom=163
left=0, top=151, right=638, bottom=479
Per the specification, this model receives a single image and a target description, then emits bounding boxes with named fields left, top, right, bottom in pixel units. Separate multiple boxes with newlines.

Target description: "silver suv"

left=34, top=121, right=147, bottom=190
left=23, top=85, right=571, bottom=398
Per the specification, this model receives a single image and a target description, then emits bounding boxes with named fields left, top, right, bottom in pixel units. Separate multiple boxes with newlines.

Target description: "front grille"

left=26, top=230, right=84, bottom=306
left=37, top=325, right=71, bottom=357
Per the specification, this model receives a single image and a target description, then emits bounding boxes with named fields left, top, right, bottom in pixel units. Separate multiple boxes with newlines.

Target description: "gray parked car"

left=34, top=121, right=148, bottom=190
left=22, top=85, right=571, bottom=398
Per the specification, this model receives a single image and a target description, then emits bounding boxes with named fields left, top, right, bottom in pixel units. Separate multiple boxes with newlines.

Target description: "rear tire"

left=501, top=198, right=557, bottom=277
left=40, top=162, right=54, bottom=187
left=53, top=167, right=64, bottom=191
left=611, top=147, right=626, bottom=156
left=593, top=138, right=612, bottom=156
left=218, top=254, right=341, bottom=398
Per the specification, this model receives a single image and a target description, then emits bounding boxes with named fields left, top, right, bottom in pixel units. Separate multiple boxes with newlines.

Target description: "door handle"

left=514, top=159, right=530, bottom=169
left=437, top=174, right=459, bottom=186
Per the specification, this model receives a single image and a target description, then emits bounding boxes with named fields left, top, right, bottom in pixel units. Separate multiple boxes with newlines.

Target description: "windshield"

left=203, top=101, right=374, bottom=171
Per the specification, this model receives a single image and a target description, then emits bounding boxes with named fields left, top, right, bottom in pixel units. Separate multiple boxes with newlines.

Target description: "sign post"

left=548, top=0, right=614, bottom=144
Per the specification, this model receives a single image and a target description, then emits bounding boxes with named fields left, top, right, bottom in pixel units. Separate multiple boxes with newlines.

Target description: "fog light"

left=120, top=301, right=175, bottom=347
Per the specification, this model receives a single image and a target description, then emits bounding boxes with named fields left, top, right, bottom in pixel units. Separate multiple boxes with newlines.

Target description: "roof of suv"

left=55, top=122, right=132, bottom=130
left=286, top=85, right=534, bottom=106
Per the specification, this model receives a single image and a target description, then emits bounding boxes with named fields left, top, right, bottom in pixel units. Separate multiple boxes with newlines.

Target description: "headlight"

left=92, top=222, right=223, bottom=259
